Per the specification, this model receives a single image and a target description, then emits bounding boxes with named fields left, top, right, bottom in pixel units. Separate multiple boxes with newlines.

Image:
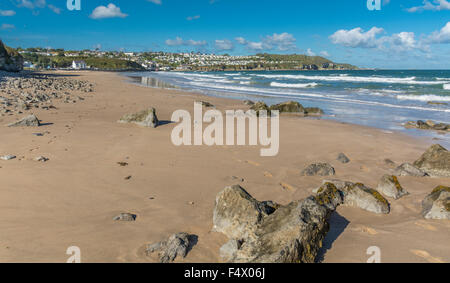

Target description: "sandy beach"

left=0, top=70, right=449, bottom=263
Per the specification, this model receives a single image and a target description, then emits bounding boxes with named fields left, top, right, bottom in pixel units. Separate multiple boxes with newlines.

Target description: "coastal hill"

left=0, top=40, right=23, bottom=72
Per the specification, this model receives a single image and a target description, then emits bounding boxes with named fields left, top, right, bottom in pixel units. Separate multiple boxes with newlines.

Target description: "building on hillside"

left=72, top=60, right=87, bottom=70
left=23, top=61, right=35, bottom=68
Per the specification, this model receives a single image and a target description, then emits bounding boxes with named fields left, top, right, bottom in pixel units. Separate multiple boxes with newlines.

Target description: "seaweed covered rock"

left=341, top=183, right=390, bottom=214
left=376, top=175, right=409, bottom=200
left=301, top=163, right=335, bottom=176
left=404, top=120, right=450, bottom=132
left=7, top=114, right=40, bottom=127
left=213, top=185, right=336, bottom=263
left=305, top=107, right=324, bottom=116
left=269, top=101, right=306, bottom=114
left=393, top=163, right=428, bottom=177
left=250, top=101, right=270, bottom=116
left=422, top=186, right=450, bottom=220
left=0, top=40, right=23, bottom=72
left=118, top=107, right=159, bottom=128
left=413, top=144, right=450, bottom=177
left=313, top=182, right=344, bottom=210
left=146, top=232, right=197, bottom=263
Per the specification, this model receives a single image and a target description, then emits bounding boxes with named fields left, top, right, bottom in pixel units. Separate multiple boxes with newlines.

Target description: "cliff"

left=0, top=40, right=23, bottom=72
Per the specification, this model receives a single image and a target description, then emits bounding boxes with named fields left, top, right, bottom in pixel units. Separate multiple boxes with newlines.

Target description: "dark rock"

left=269, top=101, right=306, bottom=114
left=413, top=144, right=450, bottom=177
left=0, top=40, right=23, bottom=72
left=301, top=163, right=335, bottom=176
left=250, top=101, right=270, bottom=116
left=337, top=153, right=350, bottom=164
left=243, top=100, right=255, bottom=106
left=305, top=107, right=324, bottom=115
left=113, top=213, right=137, bottom=221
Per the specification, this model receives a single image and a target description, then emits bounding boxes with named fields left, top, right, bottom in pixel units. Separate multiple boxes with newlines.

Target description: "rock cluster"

left=404, top=120, right=449, bottom=132
left=0, top=73, right=94, bottom=116
left=250, top=101, right=324, bottom=116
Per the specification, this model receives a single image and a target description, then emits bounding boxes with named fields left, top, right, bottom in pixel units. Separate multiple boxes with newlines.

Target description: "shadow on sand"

left=316, top=211, right=350, bottom=263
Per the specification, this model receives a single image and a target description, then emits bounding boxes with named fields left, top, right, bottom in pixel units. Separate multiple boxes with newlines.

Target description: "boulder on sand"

left=213, top=185, right=335, bottom=263
left=393, top=163, right=428, bottom=177
left=376, top=175, right=409, bottom=200
left=146, top=232, right=197, bottom=263
left=118, top=108, right=159, bottom=128
left=250, top=101, right=271, bottom=116
left=421, top=186, right=450, bottom=220
left=269, top=101, right=306, bottom=114
left=7, top=114, right=40, bottom=127
left=413, top=144, right=450, bottom=177
left=301, top=163, right=335, bottom=176
left=337, top=153, right=350, bottom=164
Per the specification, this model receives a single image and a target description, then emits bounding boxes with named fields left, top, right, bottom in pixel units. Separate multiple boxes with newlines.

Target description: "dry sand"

left=0, top=71, right=448, bottom=263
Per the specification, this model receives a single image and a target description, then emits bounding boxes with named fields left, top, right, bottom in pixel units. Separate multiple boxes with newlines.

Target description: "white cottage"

left=72, top=60, right=87, bottom=70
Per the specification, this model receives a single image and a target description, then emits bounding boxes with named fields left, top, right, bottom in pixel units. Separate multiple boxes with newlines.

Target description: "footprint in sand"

left=280, top=182, right=296, bottom=192
left=410, top=250, right=445, bottom=263
left=414, top=221, right=437, bottom=231
left=353, top=225, right=378, bottom=235
left=236, top=159, right=260, bottom=167
left=264, top=171, right=273, bottom=178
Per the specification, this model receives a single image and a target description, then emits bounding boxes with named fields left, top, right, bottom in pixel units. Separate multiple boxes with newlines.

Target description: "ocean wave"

left=397, top=94, right=450, bottom=102
left=270, top=82, right=318, bottom=88
left=256, top=74, right=447, bottom=85
left=444, top=84, right=450, bottom=90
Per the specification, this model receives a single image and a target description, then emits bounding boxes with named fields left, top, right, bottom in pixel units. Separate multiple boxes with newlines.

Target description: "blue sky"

left=0, top=0, right=449, bottom=69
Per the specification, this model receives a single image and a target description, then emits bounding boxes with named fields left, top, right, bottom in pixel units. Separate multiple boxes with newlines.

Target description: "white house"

left=23, top=61, right=35, bottom=68
left=72, top=60, right=87, bottom=70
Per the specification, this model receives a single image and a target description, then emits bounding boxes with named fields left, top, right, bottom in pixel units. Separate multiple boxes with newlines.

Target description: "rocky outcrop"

left=213, top=185, right=333, bottom=263
left=0, top=40, right=23, bottom=72
left=301, top=163, right=335, bottom=176
left=118, top=108, right=159, bottom=128
left=404, top=120, right=449, bottom=132
left=269, top=101, right=306, bottom=114
left=250, top=101, right=271, bottom=116
left=146, top=232, right=197, bottom=263
left=413, top=144, right=450, bottom=177
left=305, top=107, right=324, bottom=116
left=7, top=114, right=40, bottom=127
left=422, top=186, right=450, bottom=220
left=376, top=175, right=409, bottom=200
left=393, top=163, right=428, bottom=177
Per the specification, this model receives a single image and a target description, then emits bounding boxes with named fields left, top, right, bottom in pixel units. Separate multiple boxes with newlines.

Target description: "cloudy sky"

left=0, top=0, right=450, bottom=69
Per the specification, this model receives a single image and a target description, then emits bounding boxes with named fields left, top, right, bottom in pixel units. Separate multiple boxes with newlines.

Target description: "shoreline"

left=0, top=70, right=449, bottom=263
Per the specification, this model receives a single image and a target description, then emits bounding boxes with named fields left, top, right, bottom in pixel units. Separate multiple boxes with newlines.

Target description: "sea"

left=125, top=70, right=450, bottom=146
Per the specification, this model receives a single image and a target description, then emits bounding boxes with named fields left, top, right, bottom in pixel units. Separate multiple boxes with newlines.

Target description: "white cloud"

left=1, top=24, right=15, bottom=30
left=330, top=27, right=385, bottom=48
left=428, top=21, right=450, bottom=43
left=165, top=37, right=207, bottom=47
left=187, top=15, right=200, bottom=21
left=320, top=51, right=330, bottom=57
left=215, top=39, right=234, bottom=51
left=306, top=48, right=316, bottom=56
left=147, top=0, right=162, bottom=4
left=90, top=4, right=128, bottom=19
left=0, top=10, right=16, bottom=16
left=235, top=32, right=297, bottom=51
left=16, top=0, right=46, bottom=9
left=407, top=0, right=450, bottom=12
left=47, top=4, right=60, bottom=14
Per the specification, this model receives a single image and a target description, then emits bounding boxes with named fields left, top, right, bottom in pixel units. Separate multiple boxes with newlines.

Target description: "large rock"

left=213, top=185, right=335, bottom=263
left=393, top=163, right=428, bottom=177
left=413, top=144, right=450, bottom=177
left=146, top=232, right=197, bottom=263
left=301, top=163, right=335, bottom=176
left=118, top=108, right=159, bottom=128
left=376, top=175, right=409, bottom=200
left=317, top=180, right=390, bottom=214
left=7, top=114, right=40, bottom=127
left=250, top=101, right=270, bottom=116
left=269, top=101, right=306, bottom=114
left=0, top=40, right=23, bottom=72
left=422, top=186, right=450, bottom=220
